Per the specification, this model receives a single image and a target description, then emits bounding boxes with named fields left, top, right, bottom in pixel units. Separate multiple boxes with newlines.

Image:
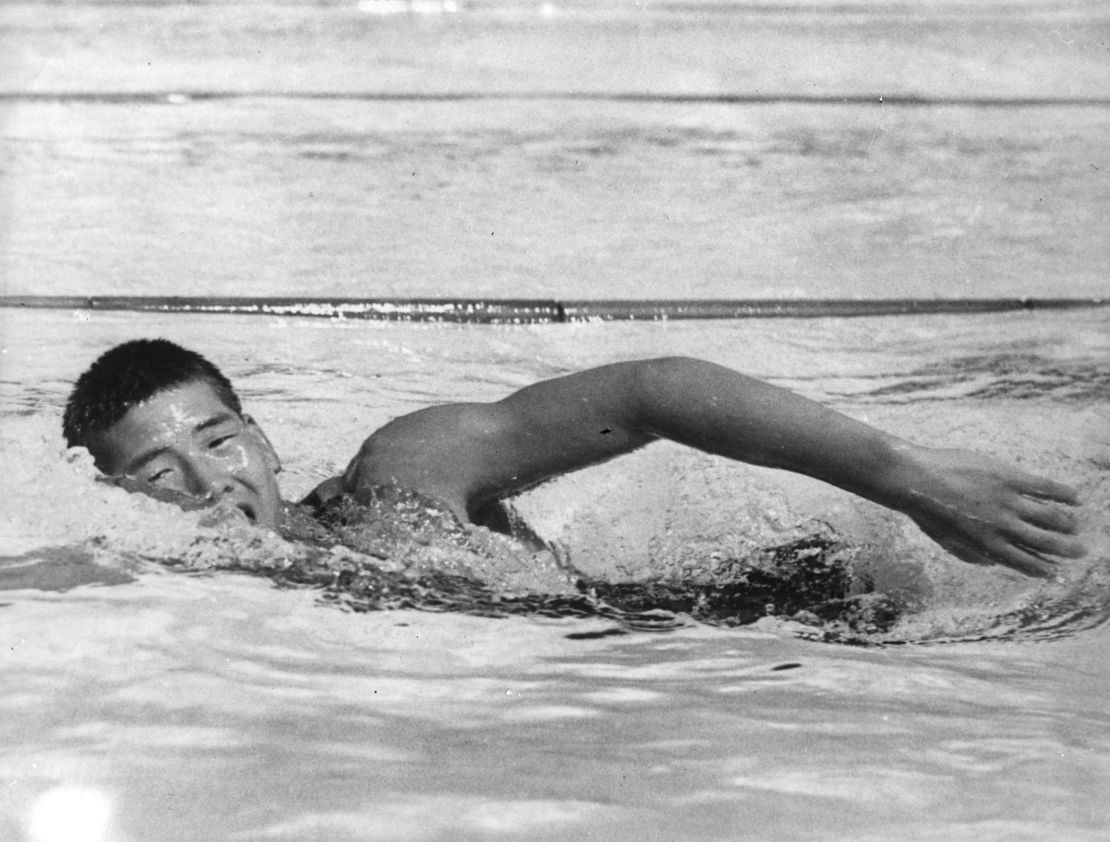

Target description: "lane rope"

left=2, top=296, right=1106, bottom=324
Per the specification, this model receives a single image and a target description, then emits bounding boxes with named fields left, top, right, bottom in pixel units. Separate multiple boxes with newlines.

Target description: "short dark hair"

left=63, top=339, right=243, bottom=458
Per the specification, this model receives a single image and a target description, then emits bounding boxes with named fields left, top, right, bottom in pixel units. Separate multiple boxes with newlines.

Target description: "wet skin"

left=89, top=381, right=283, bottom=529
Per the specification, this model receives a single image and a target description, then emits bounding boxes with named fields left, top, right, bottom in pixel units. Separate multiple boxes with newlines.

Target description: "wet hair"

left=63, top=339, right=243, bottom=459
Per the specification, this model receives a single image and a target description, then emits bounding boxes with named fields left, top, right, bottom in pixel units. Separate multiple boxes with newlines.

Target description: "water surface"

left=2, top=308, right=1108, bottom=840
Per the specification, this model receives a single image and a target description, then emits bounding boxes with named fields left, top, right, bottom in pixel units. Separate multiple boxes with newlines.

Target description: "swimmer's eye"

left=207, top=433, right=237, bottom=450
left=146, top=468, right=173, bottom=484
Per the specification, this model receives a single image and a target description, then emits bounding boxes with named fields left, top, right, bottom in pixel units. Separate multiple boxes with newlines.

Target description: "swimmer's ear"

left=243, top=414, right=281, bottom=474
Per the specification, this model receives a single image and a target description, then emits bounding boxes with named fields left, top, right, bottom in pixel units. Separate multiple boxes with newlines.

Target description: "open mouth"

left=195, top=499, right=254, bottom=529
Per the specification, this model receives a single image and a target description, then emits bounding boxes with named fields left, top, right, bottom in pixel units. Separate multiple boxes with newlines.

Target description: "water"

left=2, top=2, right=1109, bottom=300
left=2, top=2, right=1110, bottom=840
left=2, top=308, right=1108, bottom=841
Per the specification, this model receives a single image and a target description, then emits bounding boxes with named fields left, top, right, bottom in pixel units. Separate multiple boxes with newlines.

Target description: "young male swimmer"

left=63, top=339, right=1086, bottom=578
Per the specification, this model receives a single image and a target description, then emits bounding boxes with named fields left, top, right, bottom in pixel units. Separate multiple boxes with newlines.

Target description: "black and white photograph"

left=1, top=1, right=1107, bottom=839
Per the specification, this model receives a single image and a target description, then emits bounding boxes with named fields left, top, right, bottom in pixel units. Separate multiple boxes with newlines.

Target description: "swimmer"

left=63, top=339, right=1086, bottom=578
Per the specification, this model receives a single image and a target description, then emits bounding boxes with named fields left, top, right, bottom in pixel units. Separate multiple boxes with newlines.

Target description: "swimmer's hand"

left=886, top=445, right=1087, bottom=577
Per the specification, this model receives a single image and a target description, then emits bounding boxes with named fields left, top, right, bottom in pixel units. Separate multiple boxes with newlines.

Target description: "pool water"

left=2, top=1, right=1110, bottom=840
left=2, top=308, right=1108, bottom=841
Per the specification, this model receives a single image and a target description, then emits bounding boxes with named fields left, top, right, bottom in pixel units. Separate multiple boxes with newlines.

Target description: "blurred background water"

left=1, top=2, right=1109, bottom=841
left=1, top=0, right=1108, bottom=299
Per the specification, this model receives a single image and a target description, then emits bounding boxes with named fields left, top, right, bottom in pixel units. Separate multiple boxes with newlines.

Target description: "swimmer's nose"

left=184, top=457, right=235, bottom=501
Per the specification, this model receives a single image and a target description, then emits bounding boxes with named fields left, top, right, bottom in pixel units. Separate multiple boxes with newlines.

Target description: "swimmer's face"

left=89, top=380, right=283, bottom=529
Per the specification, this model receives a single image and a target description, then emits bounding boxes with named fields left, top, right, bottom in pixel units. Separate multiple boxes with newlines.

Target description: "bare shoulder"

left=340, top=402, right=514, bottom=519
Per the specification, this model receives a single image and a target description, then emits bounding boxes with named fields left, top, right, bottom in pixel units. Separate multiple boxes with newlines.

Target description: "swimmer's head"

left=64, top=339, right=242, bottom=464
left=64, top=339, right=283, bottom=528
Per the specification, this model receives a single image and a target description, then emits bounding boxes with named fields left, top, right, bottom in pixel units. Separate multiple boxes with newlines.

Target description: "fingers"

left=991, top=545, right=1062, bottom=579
left=938, top=533, right=1058, bottom=579
left=1014, top=495, right=1081, bottom=534
left=919, top=505, right=1087, bottom=578
left=1002, top=518, right=1088, bottom=561
left=1013, top=473, right=1081, bottom=506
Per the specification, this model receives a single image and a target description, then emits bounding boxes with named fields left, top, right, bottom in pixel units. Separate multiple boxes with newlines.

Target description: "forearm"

left=477, top=357, right=914, bottom=508
left=628, top=357, right=913, bottom=507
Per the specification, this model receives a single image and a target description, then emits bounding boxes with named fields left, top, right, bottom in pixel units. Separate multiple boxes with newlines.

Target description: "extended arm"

left=342, top=357, right=1085, bottom=576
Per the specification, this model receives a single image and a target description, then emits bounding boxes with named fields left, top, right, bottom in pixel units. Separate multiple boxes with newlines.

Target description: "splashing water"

left=5, top=423, right=1105, bottom=646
